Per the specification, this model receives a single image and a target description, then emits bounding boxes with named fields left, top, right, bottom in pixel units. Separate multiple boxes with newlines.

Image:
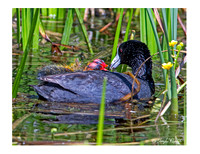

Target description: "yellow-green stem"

left=163, top=70, right=169, bottom=103
left=111, top=8, right=124, bottom=61
left=97, top=77, right=107, bottom=145
left=174, top=48, right=181, bottom=69
left=161, top=8, right=178, bottom=116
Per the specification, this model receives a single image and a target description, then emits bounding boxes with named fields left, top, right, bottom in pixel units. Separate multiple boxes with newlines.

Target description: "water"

left=12, top=9, right=186, bottom=145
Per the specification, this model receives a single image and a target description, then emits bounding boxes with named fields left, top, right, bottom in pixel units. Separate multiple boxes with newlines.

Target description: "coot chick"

left=33, top=40, right=154, bottom=104
left=84, top=59, right=108, bottom=71
left=37, top=59, right=108, bottom=78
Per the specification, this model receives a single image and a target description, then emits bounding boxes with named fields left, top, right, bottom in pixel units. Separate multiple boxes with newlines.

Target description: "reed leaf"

left=124, top=8, right=134, bottom=42
left=154, top=8, right=168, bottom=60
left=153, top=8, right=164, bottom=33
left=12, top=8, right=16, bottom=17
left=111, top=8, right=124, bottom=61
left=171, top=8, right=178, bottom=51
left=161, top=8, right=178, bottom=115
left=57, top=8, right=66, bottom=20
left=146, top=8, right=171, bottom=99
left=171, top=8, right=178, bottom=41
left=60, top=9, right=74, bottom=50
left=164, top=8, right=171, bottom=60
left=32, top=8, right=40, bottom=50
left=97, top=77, right=107, bottom=145
left=146, top=9, right=165, bottom=71
left=13, top=8, right=40, bottom=98
left=120, top=8, right=133, bottom=73
left=21, top=8, right=28, bottom=51
left=48, top=8, right=57, bottom=17
left=41, top=8, right=48, bottom=17
left=39, top=19, right=52, bottom=43
left=48, top=8, right=57, bottom=32
left=111, top=8, right=124, bottom=72
left=134, top=8, right=140, bottom=17
left=166, top=8, right=172, bottom=41
left=80, top=8, right=85, bottom=19
left=26, top=8, right=31, bottom=34
left=16, top=8, right=21, bottom=45
left=140, top=8, right=147, bottom=44
left=146, top=9, right=157, bottom=55
left=74, top=8, right=94, bottom=55
left=141, top=8, right=158, bottom=55
left=184, top=86, right=187, bottom=145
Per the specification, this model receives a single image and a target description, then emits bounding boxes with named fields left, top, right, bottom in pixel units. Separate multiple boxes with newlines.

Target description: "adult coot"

left=32, top=40, right=154, bottom=104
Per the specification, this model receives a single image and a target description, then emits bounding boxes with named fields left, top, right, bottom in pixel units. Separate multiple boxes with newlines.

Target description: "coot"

left=33, top=40, right=154, bottom=104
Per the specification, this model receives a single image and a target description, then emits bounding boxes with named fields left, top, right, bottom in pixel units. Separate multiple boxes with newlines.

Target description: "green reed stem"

left=60, top=8, right=74, bottom=50
left=171, top=8, right=178, bottom=42
left=57, top=8, right=66, bottom=20
left=13, top=9, right=40, bottom=98
left=21, top=8, right=28, bottom=51
left=16, top=8, right=21, bottom=45
left=97, top=77, right=107, bottom=145
left=41, top=8, right=48, bottom=17
left=163, top=70, right=169, bottom=104
left=134, top=8, right=140, bottom=17
left=177, top=82, right=186, bottom=94
left=184, top=86, right=187, bottom=145
left=80, top=8, right=85, bottom=19
left=120, top=8, right=133, bottom=73
left=32, top=8, right=40, bottom=50
left=161, top=9, right=170, bottom=61
left=124, top=8, right=134, bottom=42
left=74, top=8, right=94, bottom=55
left=174, top=48, right=180, bottom=70
left=146, top=9, right=165, bottom=64
left=161, top=8, right=178, bottom=116
left=111, top=8, right=124, bottom=61
left=146, top=8, right=172, bottom=100
left=166, top=8, right=172, bottom=41
left=140, top=8, right=147, bottom=44
left=12, top=8, right=16, bottom=17
left=146, top=9, right=157, bottom=55
left=48, top=8, right=57, bottom=17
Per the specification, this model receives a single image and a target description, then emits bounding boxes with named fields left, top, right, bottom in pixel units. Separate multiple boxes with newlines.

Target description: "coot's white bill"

left=110, top=52, right=120, bottom=69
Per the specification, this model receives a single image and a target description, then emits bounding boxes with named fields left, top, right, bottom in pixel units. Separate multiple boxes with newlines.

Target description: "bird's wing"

left=39, top=71, right=133, bottom=100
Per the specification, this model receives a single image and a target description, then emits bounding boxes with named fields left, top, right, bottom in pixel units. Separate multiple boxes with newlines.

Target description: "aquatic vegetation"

left=169, top=40, right=178, bottom=47
left=111, top=8, right=124, bottom=62
left=12, top=8, right=186, bottom=145
left=12, top=8, right=40, bottom=98
left=60, top=8, right=74, bottom=50
left=97, top=77, right=107, bottom=145
left=174, top=42, right=184, bottom=69
left=162, top=62, right=173, bottom=70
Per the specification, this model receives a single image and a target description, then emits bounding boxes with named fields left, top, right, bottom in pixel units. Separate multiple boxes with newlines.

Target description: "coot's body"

left=33, top=70, right=153, bottom=104
left=33, top=40, right=155, bottom=104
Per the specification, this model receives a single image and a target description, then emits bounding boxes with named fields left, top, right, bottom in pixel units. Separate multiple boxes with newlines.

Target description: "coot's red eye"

left=120, top=48, right=122, bottom=52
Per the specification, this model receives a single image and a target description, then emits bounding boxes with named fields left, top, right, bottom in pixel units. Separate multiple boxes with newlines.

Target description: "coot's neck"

left=125, top=53, right=149, bottom=80
left=116, top=40, right=155, bottom=94
left=127, top=53, right=155, bottom=94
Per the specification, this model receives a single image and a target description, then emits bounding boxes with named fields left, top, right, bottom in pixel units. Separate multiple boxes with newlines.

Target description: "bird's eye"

left=120, top=48, right=122, bottom=52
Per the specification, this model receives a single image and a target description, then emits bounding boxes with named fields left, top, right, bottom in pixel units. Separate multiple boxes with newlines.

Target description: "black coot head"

left=110, top=40, right=153, bottom=81
left=110, top=40, right=154, bottom=94
left=110, top=40, right=151, bottom=69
